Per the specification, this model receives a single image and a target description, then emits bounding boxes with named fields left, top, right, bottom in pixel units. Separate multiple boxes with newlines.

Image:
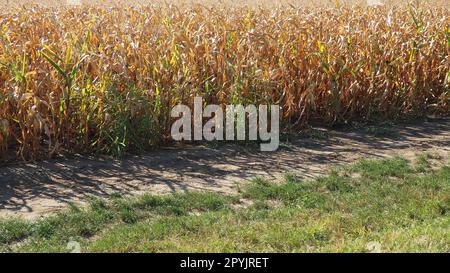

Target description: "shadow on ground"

left=1, top=119, right=449, bottom=218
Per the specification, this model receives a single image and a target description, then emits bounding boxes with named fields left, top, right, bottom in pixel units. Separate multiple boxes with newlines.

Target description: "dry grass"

left=0, top=2, right=449, bottom=159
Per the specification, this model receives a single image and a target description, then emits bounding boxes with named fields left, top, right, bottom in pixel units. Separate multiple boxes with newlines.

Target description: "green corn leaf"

left=21, top=52, right=26, bottom=77
left=41, top=51, right=67, bottom=81
left=42, top=45, right=64, bottom=63
left=69, top=54, right=89, bottom=82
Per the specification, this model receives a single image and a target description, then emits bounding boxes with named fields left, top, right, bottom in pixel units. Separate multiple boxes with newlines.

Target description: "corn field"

left=0, top=3, right=449, bottom=159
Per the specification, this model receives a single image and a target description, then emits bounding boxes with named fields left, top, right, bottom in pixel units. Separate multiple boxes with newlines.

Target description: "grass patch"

left=0, top=218, right=32, bottom=246
left=364, top=124, right=395, bottom=138
left=353, top=157, right=410, bottom=179
left=1, top=155, right=448, bottom=253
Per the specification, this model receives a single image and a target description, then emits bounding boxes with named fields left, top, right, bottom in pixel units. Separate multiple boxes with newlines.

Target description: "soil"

left=1, top=119, right=449, bottom=219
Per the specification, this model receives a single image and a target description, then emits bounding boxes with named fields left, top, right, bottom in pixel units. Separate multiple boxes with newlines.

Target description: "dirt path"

left=1, top=119, right=449, bottom=219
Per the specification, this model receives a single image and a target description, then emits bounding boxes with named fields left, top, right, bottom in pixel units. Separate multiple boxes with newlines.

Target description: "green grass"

left=364, top=123, right=396, bottom=138
left=1, top=156, right=448, bottom=253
